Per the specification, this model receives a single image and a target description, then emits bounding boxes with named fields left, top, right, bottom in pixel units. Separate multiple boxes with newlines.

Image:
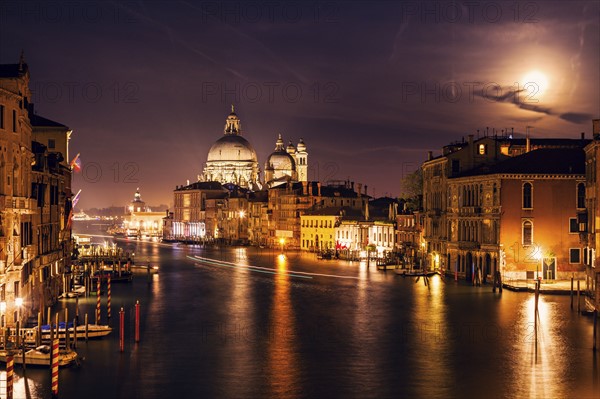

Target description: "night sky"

left=1, top=1, right=598, bottom=209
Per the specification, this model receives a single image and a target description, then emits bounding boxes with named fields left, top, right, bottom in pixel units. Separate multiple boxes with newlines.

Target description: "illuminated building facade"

left=123, top=188, right=165, bottom=238
left=584, top=119, right=600, bottom=302
left=423, top=132, right=591, bottom=281
left=1, top=58, right=72, bottom=326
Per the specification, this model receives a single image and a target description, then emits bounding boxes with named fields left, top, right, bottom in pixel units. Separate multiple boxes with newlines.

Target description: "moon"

left=521, top=70, right=549, bottom=97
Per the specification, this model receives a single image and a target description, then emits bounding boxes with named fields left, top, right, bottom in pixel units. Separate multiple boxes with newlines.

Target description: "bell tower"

left=295, top=138, right=308, bottom=182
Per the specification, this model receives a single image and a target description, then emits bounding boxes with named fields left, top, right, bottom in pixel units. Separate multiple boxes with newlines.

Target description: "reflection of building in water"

left=122, top=188, right=164, bottom=237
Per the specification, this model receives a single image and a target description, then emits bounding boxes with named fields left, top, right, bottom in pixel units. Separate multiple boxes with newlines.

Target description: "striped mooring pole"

left=107, top=275, right=112, bottom=319
left=51, top=338, right=59, bottom=396
left=135, top=300, right=140, bottom=343
left=119, top=307, right=125, bottom=352
left=96, top=276, right=101, bottom=325
left=6, top=353, right=14, bottom=399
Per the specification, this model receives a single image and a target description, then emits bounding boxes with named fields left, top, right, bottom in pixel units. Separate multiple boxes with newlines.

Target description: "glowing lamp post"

left=535, top=249, right=542, bottom=280
left=15, top=297, right=23, bottom=323
left=279, top=238, right=285, bottom=255
left=238, top=210, right=245, bottom=242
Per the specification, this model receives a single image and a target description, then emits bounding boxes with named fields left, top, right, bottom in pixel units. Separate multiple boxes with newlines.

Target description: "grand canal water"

left=5, top=221, right=599, bottom=398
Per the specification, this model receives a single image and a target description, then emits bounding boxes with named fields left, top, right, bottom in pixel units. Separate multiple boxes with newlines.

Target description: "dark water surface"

left=7, top=222, right=599, bottom=398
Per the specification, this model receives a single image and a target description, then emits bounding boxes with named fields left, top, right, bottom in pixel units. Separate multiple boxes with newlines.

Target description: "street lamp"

left=238, top=210, right=245, bottom=242
left=279, top=238, right=285, bottom=255
left=534, top=248, right=542, bottom=280
left=15, top=297, right=23, bottom=323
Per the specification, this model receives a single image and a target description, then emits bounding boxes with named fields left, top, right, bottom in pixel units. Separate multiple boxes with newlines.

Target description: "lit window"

left=478, top=144, right=487, bottom=155
left=522, top=182, right=533, bottom=209
left=522, top=220, right=532, bottom=246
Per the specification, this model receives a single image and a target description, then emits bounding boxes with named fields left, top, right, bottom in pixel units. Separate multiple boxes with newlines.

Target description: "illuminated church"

left=200, top=107, right=308, bottom=189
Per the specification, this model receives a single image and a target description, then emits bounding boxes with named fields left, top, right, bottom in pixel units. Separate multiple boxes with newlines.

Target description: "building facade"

left=1, top=58, right=72, bottom=326
left=423, top=133, right=591, bottom=281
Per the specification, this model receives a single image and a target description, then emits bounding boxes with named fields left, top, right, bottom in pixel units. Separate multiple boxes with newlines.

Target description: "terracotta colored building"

left=423, top=132, right=590, bottom=282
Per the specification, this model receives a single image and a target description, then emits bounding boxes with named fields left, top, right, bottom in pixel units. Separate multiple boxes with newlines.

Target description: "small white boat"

left=0, top=346, right=78, bottom=367
left=40, top=323, right=112, bottom=340
left=60, top=285, right=86, bottom=298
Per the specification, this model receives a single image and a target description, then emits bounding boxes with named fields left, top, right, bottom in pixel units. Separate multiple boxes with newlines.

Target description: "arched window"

left=577, top=183, right=585, bottom=209
left=523, top=220, right=533, bottom=246
left=523, top=182, right=533, bottom=209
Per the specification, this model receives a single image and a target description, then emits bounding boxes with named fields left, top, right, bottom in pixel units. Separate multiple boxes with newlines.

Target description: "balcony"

left=458, top=206, right=481, bottom=216
left=4, top=196, right=35, bottom=214
left=458, top=241, right=480, bottom=250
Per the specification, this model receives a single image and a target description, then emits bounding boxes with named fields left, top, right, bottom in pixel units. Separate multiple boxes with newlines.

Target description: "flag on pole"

left=67, top=189, right=82, bottom=229
left=72, top=189, right=82, bottom=208
left=70, top=153, right=81, bottom=172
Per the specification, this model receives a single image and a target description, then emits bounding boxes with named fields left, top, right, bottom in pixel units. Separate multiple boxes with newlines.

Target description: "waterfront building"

left=396, top=211, right=425, bottom=268
left=423, top=132, right=591, bottom=281
left=1, top=57, right=72, bottom=326
left=122, top=188, right=165, bottom=238
left=30, top=114, right=73, bottom=311
left=269, top=181, right=365, bottom=249
left=300, top=210, right=338, bottom=252
left=170, top=181, right=227, bottom=241
left=584, top=119, right=600, bottom=303
left=247, top=190, right=269, bottom=246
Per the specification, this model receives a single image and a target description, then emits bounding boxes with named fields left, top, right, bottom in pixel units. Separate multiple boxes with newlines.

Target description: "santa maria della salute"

left=199, top=106, right=308, bottom=189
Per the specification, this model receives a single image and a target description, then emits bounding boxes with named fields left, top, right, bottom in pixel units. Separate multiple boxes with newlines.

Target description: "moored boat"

left=0, top=346, right=78, bottom=367
left=39, top=322, right=112, bottom=340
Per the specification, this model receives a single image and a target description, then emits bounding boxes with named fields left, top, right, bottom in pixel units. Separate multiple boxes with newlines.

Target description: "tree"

left=400, top=169, right=423, bottom=211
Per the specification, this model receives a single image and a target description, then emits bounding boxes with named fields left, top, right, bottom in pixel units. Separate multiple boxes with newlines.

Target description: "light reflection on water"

left=26, top=223, right=598, bottom=398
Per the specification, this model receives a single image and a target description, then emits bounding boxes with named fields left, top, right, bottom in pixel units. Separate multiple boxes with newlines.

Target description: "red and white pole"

left=6, top=354, right=14, bottom=399
left=107, top=275, right=112, bottom=319
left=135, top=300, right=140, bottom=343
left=96, top=276, right=101, bottom=325
left=51, top=338, right=59, bottom=396
left=119, top=307, right=125, bottom=352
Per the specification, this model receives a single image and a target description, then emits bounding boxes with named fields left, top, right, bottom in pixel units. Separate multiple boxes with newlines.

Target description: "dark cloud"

left=1, top=0, right=598, bottom=208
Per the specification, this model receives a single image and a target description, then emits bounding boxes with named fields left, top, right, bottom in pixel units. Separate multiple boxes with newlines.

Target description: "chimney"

left=593, top=119, right=600, bottom=139
left=526, top=136, right=531, bottom=153
left=357, top=183, right=362, bottom=198
left=302, top=180, right=308, bottom=195
left=427, top=151, right=433, bottom=161
left=365, top=200, right=369, bottom=221
left=364, top=185, right=368, bottom=196
left=351, top=181, right=354, bottom=191
left=581, top=132, right=585, bottom=140
left=317, top=182, right=322, bottom=197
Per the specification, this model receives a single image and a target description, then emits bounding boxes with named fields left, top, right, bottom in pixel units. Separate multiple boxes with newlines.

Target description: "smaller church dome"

left=286, top=141, right=296, bottom=155
left=265, top=134, right=296, bottom=172
left=296, top=138, right=307, bottom=152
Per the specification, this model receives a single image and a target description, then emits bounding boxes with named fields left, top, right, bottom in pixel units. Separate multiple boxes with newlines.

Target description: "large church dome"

left=207, top=135, right=257, bottom=162
left=201, top=106, right=261, bottom=189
